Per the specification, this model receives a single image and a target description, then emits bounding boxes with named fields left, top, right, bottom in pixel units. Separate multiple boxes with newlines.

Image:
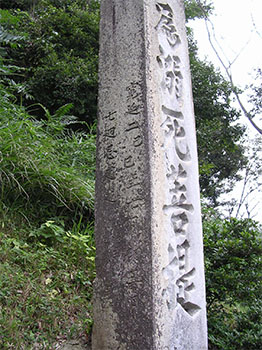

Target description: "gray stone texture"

left=60, top=340, right=90, bottom=350
left=92, top=1, right=207, bottom=349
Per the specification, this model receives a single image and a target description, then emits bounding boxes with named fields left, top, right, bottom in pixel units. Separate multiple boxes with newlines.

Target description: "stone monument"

left=92, top=0, right=207, bottom=349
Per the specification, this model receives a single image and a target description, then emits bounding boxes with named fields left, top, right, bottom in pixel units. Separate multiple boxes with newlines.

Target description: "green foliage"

left=0, top=2, right=258, bottom=349
left=249, top=68, right=262, bottom=117
left=2, top=0, right=100, bottom=123
left=0, top=63, right=96, bottom=347
left=0, top=0, right=35, bottom=11
left=0, top=86, right=95, bottom=224
left=0, top=219, right=95, bottom=349
left=2, top=0, right=247, bottom=205
left=203, top=209, right=262, bottom=350
left=189, top=40, right=246, bottom=204
left=185, top=5, right=247, bottom=205
left=0, top=10, right=23, bottom=72
left=0, top=16, right=96, bottom=347
left=184, top=0, right=213, bottom=21
left=28, top=55, right=98, bottom=121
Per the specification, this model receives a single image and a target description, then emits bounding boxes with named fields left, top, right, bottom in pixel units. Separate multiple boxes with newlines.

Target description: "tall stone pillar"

left=92, top=1, right=207, bottom=349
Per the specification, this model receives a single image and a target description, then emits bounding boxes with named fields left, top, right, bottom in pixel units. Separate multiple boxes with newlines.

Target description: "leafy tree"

left=0, top=23, right=96, bottom=347
left=0, top=22, right=95, bottom=225
left=185, top=0, right=213, bottom=21
left=191, top=52, right=246, bottom=203
left=184, top=2, right=246, bottom=205
left=1, top=0, right=247, bottom=205
left=187, top=36, right=247, bottom=205
left=1, top=0, right=100, bottom=123
left=203, top=209, right=262, bottom=349
left=249, top=68, right=262, bottom=117
left=190, top=0, right=262, bottom=136
left=0, top=0, right=34, bottom=11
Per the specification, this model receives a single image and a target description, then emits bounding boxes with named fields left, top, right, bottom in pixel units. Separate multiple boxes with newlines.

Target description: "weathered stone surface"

left=60, top=339, right=90, bottom=350
left=92, top=1, right=207, bottom=349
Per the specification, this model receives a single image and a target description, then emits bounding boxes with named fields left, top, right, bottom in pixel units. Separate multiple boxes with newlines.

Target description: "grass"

left=0, top=83, right=96, bottom=348
left=0, top=219, right=95, bottom=349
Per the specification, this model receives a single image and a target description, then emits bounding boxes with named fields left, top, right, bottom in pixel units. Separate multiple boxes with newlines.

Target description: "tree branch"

left=196, top=0, right=262, bottom=135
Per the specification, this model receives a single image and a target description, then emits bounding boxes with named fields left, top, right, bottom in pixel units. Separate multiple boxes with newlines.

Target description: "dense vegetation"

left=0, top=0, right=261, bottom=349
left=203, top=210, right=262, bottom=349
left=0, top=57, right=96, bottom=350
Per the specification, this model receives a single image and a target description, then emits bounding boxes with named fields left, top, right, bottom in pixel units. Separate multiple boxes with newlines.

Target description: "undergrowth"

left=0, top=78, right=96, bottom=348
left=0, top=90, right=96, bottom=225
left=0, top=219, right=95, bottom=349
